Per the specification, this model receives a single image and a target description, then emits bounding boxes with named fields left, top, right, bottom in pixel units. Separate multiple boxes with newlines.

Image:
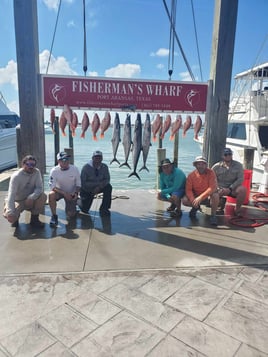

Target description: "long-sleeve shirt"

left=5, top=168, right=44, bottom=214
left=186, top=168, right=217, bottom=202
left=159, top=167, right=186, bottom=198
left=212, top=160, right=244, bottom=190
left=80, top=160, right=110, bottom=193
left=49, top=164, right=81, bottom=193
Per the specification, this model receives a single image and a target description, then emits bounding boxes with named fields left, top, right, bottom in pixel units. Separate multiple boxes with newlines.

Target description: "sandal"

left=167, top=203, right=176, bottom=212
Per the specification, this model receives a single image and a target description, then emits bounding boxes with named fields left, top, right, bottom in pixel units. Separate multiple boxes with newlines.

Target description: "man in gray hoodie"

left=79, top=150, right=112, bottom=216
left=3, top=155, right=47, bottom=228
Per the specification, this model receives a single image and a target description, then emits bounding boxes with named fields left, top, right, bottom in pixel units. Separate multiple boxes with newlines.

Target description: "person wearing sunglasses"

left=48, top=151, right=81, bottom=227
left=3, top=155, right=47, bottom=228
left=212, top=148, right=246, bottom=216
left=79, top=150, right=112, bottom=216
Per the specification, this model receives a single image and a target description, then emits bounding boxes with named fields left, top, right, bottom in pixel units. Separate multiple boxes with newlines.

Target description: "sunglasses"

left=24, top=162, right=36, bottom=168
left=224, top=153, right=232, bottom=156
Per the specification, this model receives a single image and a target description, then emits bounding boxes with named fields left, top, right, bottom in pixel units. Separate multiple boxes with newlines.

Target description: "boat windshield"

left=227, top=123, right=246, bottom=139
left=259, top=126, right=268, bottom=149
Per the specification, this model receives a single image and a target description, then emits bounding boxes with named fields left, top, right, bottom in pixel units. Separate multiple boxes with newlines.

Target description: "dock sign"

left=42, top=75, right=207, bottom=113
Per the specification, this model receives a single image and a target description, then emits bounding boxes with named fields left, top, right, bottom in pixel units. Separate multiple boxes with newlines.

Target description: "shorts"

left=161, top=188, right=185, bottom=200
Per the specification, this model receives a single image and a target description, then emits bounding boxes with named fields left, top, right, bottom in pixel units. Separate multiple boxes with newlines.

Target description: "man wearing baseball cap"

left=212, top=148, right=246, bottom=216
left=79, top=150, right=112, bottom=216
left=182, top=155, right=219, bottom=225
left=48, top=151, right=81, bottom=226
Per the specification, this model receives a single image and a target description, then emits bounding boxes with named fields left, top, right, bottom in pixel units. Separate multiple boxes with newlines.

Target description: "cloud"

left=179, top=71, right=193, bottom=81
left=150, top=48, right=170, bottom=57
left=42, top=0, right=74, bottom=11
left=0, top=60, right=18, bottom=89
left=104, top=64, right=141, bottom=78
left=39, top=49, right=77, bottom=75
left=42, top=0, right=60, bottom=11
left=156, top=63, right=165, bottom=70
left=88, top=71, right=98, bottom=76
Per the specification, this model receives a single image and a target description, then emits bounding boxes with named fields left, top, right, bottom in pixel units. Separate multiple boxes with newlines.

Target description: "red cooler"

left=226, top=169, right=252, bottom=205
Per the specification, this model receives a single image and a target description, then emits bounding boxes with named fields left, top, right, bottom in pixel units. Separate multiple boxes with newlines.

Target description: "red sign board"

left=42, top=75, right=207, bottom=112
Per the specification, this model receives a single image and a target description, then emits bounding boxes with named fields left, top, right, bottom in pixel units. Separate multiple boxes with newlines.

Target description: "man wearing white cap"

left=212, top=148, right=246, bottom=216
left=182, top=155, right=219, bottom=225
left=48, top=151, right=81, bottom=227
left=79, top=150, right=112, bottom=216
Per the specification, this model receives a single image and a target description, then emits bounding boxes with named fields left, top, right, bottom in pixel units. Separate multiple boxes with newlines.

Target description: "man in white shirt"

left=48, top=151, right=81, bottom=227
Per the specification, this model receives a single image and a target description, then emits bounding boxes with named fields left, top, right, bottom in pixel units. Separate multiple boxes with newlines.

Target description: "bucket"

left=226, top=169, right=252, bottom=205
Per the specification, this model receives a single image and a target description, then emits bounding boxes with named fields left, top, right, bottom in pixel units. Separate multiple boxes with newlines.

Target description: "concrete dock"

left=0, top=176, right=268, bottom=356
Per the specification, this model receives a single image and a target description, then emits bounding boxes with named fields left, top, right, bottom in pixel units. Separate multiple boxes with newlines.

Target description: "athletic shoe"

left=50, top=214, right=58, bottom=227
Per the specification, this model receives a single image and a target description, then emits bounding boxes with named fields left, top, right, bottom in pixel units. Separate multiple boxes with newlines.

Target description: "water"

left=44, top=126, right=201, bottom=190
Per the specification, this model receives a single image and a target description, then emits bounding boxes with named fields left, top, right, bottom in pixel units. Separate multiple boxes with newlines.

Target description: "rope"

left=95, top=194, right=130, bottom=200
left=46, top=0, right=62, bottom=74
left=190, top=0, right=203, bottom=81
left=82, top=0, right=88, bottom=76
left=168, top=0, right=177, bottom=79
left=162, top=0, right=195, bottom=81
left=229, top=193, right=268, bottom=227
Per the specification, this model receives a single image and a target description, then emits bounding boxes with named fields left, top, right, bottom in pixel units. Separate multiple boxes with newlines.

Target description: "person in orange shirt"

left=182, top=156, right=219, bottom=225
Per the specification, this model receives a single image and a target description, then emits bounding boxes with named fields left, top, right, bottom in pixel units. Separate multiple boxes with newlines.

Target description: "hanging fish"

left=119, top=114, right=132, bottom=169
left=128, top=113, right=142, bottom=180
left=194, top=115, right=202, bottom=140
left=70, top=112, right=78, bottom=137
left=59, top=111, right=67, bottom=136
left=182, top=115, right=192, bottom=137
left=63, top=104, right=73, bottom=125
left=100, top=111, right=111, bottom=139
left=50, top=108, right=55, bottom=134
left=151, top=114, right=162, bottom=142
left=80, top=112, right=90, bottom=138
left=139, top=113, right=151, bottom=172
left=110, top=113, right=121, bottom=165
left=169, top=114, right=182, bottom=140
left=91, top=113, right=100, bottom=141
left=160, top=114, right=172, bottom=140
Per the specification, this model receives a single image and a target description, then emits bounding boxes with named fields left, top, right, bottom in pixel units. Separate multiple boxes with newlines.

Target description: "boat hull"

left=0, top=128, right=17, bottom=171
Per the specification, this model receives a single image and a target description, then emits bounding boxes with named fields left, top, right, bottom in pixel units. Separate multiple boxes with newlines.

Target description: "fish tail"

left=128, top=171, right=141, bottom=180
left=110, top=158, right=120, bottom=165
left=80, top=132, right=85, bottom=138
left=169, top=134, right=174, bottom=141
left=100, top=133, right=104, bottom=139
left=139, top=165, right=149, bottom=172
left=119, top=162, right=131, bottom=170
left=93, top=135, right=98, bottom=141
left=61, top=130, right=66, bottom=137
left=152, top=136, right=157, bottom=142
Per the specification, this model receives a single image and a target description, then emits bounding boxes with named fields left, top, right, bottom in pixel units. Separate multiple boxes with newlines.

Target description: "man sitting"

left=212, top=148, right=246, bottom=216
left=182, top=156, right=219, bottom=225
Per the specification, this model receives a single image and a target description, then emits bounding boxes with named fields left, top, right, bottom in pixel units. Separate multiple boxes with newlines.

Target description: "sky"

left=1, top=0, right=268, bottom=121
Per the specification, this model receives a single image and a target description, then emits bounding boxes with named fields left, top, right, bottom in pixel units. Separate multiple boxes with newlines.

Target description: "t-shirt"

left=49, top=164, right=81, bottom=193
left=185, top=168, right=217, bottom=202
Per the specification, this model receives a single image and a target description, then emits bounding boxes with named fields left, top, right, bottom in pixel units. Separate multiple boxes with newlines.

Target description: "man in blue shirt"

left=157, top=158, right=186, bottom=217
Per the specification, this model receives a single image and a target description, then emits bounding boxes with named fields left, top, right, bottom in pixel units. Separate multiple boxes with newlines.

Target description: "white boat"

left=0, top=94, right=20, bottom=171
left=197, top=62, right=268, bottom=192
